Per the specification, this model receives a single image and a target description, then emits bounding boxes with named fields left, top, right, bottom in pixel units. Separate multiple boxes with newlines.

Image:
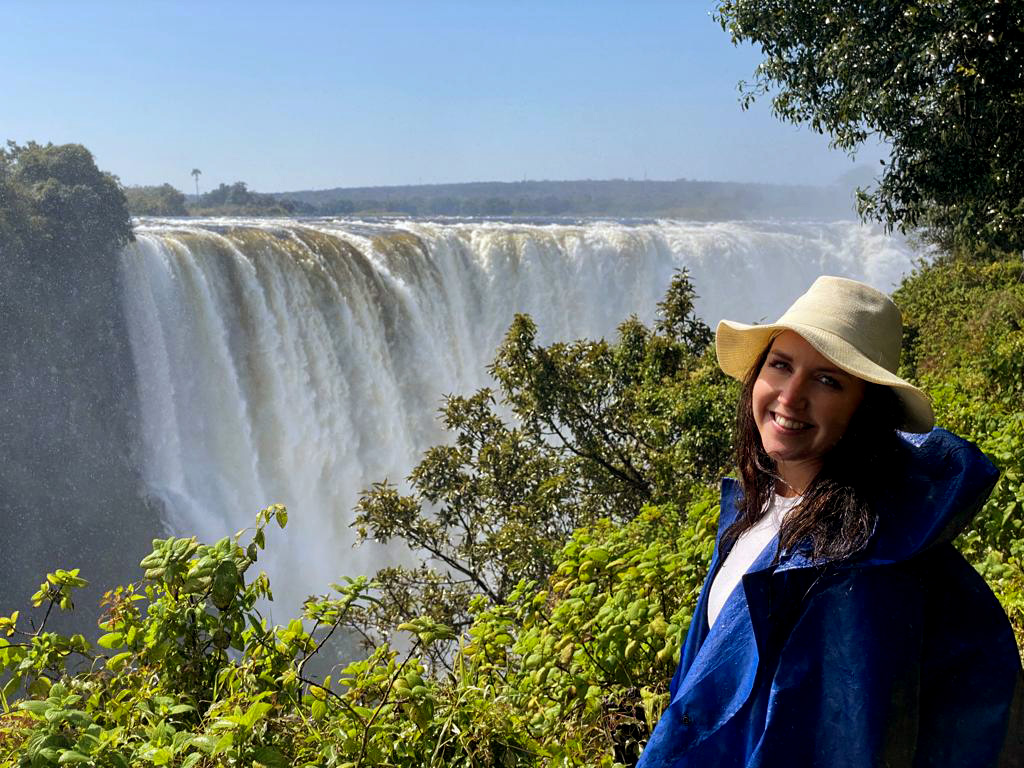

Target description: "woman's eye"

left=818, top=375, right=840, bottom=389
left=768, top=359, right=789, bottom=371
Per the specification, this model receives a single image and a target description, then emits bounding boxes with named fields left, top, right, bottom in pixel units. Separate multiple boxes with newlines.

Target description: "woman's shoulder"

left=794, top=544, right=1017, bottom=662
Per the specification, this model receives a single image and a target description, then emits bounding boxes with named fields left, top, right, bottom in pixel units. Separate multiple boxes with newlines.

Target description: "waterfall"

left=119, top=217, right=916, bottom=614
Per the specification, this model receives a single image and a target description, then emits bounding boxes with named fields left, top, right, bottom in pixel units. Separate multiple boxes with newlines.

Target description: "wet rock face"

left=0, top=249, right=161, bottom=636
left=0, top=142, right=161, bottom=634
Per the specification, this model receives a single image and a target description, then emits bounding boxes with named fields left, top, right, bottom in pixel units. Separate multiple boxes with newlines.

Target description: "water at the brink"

left=120, top=217, right=916, bottom=615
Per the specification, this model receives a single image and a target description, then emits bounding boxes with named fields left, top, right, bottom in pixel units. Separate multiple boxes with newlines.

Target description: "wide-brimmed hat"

left=715, top=275, right=934, bottom=433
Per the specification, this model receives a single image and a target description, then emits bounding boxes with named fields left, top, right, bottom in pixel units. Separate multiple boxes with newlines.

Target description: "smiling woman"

left=638, top=277, right=1024, bottom=767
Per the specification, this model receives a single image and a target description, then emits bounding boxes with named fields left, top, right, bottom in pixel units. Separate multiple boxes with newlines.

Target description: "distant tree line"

left=310, top=194, right=574, bottom=217
left=124, top=181, right=313, bottom=217
left=275, top=178, right=861, bottom=220
left=192, top=181, right=308, bottom=215
left=123, top=176, right=866, bottom=220
left=123, top=183, right=188, bottom=216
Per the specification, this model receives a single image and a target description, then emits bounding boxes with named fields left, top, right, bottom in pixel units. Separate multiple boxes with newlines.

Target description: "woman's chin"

left=764, top=442, right=814, bottom=464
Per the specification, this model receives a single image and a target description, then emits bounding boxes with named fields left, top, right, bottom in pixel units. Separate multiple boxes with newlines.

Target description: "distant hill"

left=272, top=178, right=861, bottom=220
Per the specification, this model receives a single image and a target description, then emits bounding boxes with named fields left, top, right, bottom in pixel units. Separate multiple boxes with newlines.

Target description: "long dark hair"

left=723, top=339, right=906, bottom=563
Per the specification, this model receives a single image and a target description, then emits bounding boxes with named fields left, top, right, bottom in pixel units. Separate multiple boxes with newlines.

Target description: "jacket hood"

left=720, top=428, right=999, bottom=568
left=861, top=427, right=998, bottom=564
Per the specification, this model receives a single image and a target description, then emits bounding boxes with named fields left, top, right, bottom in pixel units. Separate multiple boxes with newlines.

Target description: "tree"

left=123, top=183, right=188, bottom=216
left=191, top=181, right=301, bottom=215
left=0, top=152, right=32, bottom=257
left=1, top=141, right=132, bottom=267
left=191, top=167, right=201, bottom=198
left=715, top=0, right=1024, bottom=251
left=351, top=270, right=737, bottom=663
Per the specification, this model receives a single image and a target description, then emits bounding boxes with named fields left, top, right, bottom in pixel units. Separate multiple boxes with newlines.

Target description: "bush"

left=0, top=490, right=722, bottom=767
left=896, top=255, right=1024, bottom=639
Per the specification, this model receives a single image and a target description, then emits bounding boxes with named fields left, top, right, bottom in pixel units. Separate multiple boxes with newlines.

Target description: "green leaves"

left=351, top=270, right=732, bottom=670
left=1, top=141, right=132, bottom=266
left=139, top=537, right=199, bottom=585
left=96, top=632, right=124, bottom=650
left=397, top=617, right=456, bottom=647
left=31, top=569, right=89, bottom=612
left=0, top=489, right=720, bottom=766
left=0, top=503, right=328, bottom=765
left=715, top=0, right=1024, bottom=251
left=895, top=255, right=1024, bottom=641
left=211, top=560, right=240, bottom=611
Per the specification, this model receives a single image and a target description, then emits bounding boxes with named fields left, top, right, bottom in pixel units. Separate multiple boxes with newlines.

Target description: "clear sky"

left=4, top=0, right=886, bottom=193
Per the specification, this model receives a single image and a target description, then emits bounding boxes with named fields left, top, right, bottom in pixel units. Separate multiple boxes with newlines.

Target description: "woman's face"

left=752, top=331, right=867, bottom=494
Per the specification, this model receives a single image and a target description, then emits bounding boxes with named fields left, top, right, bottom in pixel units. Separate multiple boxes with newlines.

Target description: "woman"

left=638, top=276, right=1023, bottom=767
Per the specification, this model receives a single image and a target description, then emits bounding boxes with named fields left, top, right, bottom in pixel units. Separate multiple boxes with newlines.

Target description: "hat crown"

left=780, top=276, right=902, bottom=372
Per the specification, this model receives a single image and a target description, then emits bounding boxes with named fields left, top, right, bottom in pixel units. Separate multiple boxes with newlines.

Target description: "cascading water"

left=119, top=217, right=917, bottom=615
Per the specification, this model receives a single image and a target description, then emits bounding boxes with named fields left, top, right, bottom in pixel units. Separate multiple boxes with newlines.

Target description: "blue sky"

left=4, top=0, right=886, bottom=193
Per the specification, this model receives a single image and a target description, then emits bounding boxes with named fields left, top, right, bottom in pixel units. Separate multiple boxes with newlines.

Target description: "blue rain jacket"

left=638, top=428, right=1024, bottom=767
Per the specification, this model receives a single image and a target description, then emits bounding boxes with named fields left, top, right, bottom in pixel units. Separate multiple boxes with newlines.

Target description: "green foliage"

left=198, top=181, right=256, bottom=208
left=0, top=490, right=719, bottom=767
left=0, top=504, right=382, bottom=767
left=895, top=256, right=1024, bottom=640
left=3, top=253, right=1024, bottom=765
left=353, top=271, right=736, bottom=660
left=190, top=181, right=307, bottom=216
left=1, top=140, right=134, bottom=357
left=489, top=269, right=733, bottom=508
left=0, top=142, right=132, bottom=265
left=123, top=185, right=188, bottom=217
left=716, top=0, right=1024, bottom=251
left=478, top=492, right=719, bottom=764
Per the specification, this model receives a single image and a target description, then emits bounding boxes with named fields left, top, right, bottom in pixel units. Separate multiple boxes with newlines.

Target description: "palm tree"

left=191, top=168, right=202, bottom=199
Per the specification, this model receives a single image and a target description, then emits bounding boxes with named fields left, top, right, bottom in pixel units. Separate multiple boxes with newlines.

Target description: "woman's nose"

left=778, top=375, right=809, bottom=407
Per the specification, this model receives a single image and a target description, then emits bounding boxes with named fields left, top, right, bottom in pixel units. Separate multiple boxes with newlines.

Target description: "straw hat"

left=715, top=275, right=934, bottom=433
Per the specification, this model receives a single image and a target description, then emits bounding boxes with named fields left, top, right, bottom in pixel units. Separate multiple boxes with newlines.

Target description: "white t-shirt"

left=706, top=494, right=801, bottom=629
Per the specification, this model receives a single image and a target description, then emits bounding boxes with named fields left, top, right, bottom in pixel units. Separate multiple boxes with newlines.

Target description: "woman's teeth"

left=773, top=413, right=811, bottom=430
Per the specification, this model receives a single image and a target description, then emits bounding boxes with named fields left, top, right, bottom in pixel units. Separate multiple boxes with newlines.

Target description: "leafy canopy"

left=351, top=270, right=736, bottom=663
left=0, top=142, right=132, bottom=265
left=123, top=184, right=188, bottom=217
left=716, top=0, right=1024, bottom=251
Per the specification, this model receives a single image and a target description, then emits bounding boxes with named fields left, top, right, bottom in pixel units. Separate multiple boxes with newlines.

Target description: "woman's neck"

left=774, top=459, right=821, bottom=497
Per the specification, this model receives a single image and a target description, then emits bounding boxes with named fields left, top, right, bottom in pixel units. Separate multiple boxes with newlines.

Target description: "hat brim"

left=716, top=320, right=935, bottom=433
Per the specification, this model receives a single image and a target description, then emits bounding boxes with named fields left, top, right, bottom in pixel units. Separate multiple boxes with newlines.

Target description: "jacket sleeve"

left=748, top=565, right=924, bottom=768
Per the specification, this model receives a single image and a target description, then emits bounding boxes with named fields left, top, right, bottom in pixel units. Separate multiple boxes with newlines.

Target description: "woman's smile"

left=769, top=412, right=813, bottom=431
